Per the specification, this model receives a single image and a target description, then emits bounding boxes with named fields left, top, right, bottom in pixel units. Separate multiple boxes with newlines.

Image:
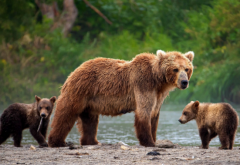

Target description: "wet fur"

left=179, top=101, right=239, bottom=150
left=48, top=51, right=194, bottom=147
left=0, top=96, right=56, bottom=147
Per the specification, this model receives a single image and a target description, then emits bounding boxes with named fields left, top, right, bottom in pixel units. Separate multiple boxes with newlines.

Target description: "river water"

left=1, top=104, right=240, bottom=147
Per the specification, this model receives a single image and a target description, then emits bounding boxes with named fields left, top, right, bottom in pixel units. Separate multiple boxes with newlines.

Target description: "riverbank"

left=1, top=141, right=240, bottom=165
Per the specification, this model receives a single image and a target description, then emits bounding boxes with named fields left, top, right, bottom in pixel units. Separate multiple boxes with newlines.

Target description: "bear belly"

left=87, top=95, right=136, bottom=116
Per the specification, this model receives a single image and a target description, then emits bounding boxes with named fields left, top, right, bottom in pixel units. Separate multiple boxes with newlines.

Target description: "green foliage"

left=168, top=0, right=240, bottom=104
left=0, top=18, right=89, bottom=105
left=82, top=31, right=173, bottom=60
left=72, top=0, right=213, bottom=41
left=0, top=0, right=35, bottom=41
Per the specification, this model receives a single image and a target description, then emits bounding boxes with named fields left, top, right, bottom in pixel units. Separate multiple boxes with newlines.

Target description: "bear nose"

left=181, top=80, right=188, bottom=89
left=41, top=113, right=46, bottom=118
left=178, top=119, right=182, bottom=123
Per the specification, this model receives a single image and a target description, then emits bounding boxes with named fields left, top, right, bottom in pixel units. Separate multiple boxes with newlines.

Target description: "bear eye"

left=183, top=112, right=187, bottom=115
left=185, top=68, right=189, bottom=72
left=173, top=69, right=179, bottom=72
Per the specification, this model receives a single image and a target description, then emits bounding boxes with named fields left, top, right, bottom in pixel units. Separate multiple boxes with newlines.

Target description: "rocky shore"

left=1, top=140, right=240, bottom=165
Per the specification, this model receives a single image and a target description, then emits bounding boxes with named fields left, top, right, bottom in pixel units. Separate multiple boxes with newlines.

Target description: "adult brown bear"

left=48, top=50, right=194, bottom=147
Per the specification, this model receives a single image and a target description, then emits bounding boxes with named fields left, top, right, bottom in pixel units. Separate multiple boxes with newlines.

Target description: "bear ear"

left=156, top=50, right=166, bottom=59
left=50, top=96, right=57, bottom=104
left=192, top=100, right=199, bottom=113
left=35, top=95, right=41, bottom=102
left=184, top=51, right=194, bottom=62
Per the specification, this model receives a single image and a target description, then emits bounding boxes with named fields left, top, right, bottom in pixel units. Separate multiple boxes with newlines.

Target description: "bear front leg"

left=151, top=111, right=160, bottom=142
left=29, top=126, right=48, bottom=147
left=134, top=88, right=156, bottom=147
left=135, top=113, right=155, bottom=147
left=199, top=127, right=210, bottom=149
left=40, top=119, right=50, bottom=139
left=78, top=110, right=99, bottom=145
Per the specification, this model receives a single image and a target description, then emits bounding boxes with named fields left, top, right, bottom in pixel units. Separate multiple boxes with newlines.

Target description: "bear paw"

left=39, top=143, right=48, bottom=148
left=218, top=146, right=229, bottom=150
left=199, top=145, right=208, bottom=149
left=14, top=145, right=23, bottom=147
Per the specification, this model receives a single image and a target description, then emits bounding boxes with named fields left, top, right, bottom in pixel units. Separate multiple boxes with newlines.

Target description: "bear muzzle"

left=180, top=80, right=188, bottom=89
left=177, top=72, right=189, bottom=89
left=178, top=119, right=183, bottom=124
left=41, top=113, right=46, bottom=118
left=40, top=109, right=48, bottom=118
left=178, top=118, right=188, bottom=124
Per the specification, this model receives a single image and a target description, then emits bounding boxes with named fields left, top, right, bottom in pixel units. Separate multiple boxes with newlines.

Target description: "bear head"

left=35, top=95, right=56, bottom=119
left=157, top=50, right=194, bottom=90
left=178, top=100, right=199, bottom=124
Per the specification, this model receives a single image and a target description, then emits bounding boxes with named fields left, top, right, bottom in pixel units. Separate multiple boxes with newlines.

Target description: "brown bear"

left=48, top=50, right=194, bottom=147
left=0, top=95, right=56, bottom=147
left=178, top=101, right=239, bottom=149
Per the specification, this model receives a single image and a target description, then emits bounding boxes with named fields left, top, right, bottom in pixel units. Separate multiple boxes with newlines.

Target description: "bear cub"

left=179, top=101, right=238, bottom=150
left=0, top=95, right=56, bottom=147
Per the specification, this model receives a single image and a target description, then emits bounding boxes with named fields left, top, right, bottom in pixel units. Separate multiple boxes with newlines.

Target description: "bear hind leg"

left=48, top=113, right=77, bottom=147
left=12, top=129, right=23, bottom=147
left=48, top=101, right=80, bottom=147
left=209, top=131, right=217, bottom=142
left=218, top=133, right=230, bottom=150
left=0, top=126, right=11, bottom=145
left=229, top=125, right=238, bottom=150
left=229, top=134, right=235, bottom=150
left=78, top=109, right=99, bottom=145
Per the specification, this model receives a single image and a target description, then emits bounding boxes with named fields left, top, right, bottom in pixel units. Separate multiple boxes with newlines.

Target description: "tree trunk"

left=35, top=0, right=59, bottom=19
left=35, top=0, right=112, bottom=37
left=61, top=0, right=78, bottom=37
left=35, top=0, right=78, bottom=37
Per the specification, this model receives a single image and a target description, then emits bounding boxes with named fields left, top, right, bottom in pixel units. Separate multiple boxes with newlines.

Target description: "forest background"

left=1, top=0, right=240, bottom=106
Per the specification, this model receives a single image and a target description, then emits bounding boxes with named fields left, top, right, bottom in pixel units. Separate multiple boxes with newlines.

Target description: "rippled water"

left=1, top=104, right=240, bottom=147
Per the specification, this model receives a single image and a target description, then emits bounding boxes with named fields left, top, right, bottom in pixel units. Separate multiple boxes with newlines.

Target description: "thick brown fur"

left=48, top=50, right=194, bottom=147
left=179, top=101, right=239, bottom=150
left=0, top=96, right=56, bottom=147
